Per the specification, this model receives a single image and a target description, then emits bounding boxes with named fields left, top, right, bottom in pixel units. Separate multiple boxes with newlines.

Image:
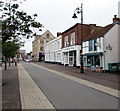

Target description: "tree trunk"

left=9, top=57, right=11, bottom=66
left=5, top=57, right=7, bottom=70
left=15, top=61, right=17, bottom=66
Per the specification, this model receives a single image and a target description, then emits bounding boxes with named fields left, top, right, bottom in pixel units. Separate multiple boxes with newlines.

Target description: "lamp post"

left=72, top=3, right=84, bottom=73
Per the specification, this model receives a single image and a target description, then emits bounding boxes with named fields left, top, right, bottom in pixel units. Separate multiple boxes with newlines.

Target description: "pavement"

left=2, top=63, right=21, bottom=111
left=2, top=61, right=120, bottom=110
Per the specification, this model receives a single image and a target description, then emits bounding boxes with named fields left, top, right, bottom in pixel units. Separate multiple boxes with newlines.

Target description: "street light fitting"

left=72, top=13, right=77, bottom=19
left=72, top=3, right=84, bottom=73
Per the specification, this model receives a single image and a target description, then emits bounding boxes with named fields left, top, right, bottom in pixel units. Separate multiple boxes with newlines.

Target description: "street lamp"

left=72, top=3, right=84, bottom=73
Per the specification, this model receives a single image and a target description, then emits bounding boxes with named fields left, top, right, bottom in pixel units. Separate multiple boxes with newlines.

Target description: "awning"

left=83, top=52, right=103, bottom=56
left=39, top=52, right=45, bottom=55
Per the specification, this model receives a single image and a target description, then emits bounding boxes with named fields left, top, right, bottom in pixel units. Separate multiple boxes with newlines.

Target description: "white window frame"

left=64, top=36, right=68, bottom=47
left=70, top=32, right=75, bottom=45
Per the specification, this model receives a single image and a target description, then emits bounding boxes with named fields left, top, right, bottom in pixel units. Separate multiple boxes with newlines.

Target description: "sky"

left=17, top=0, right=120, bottom=53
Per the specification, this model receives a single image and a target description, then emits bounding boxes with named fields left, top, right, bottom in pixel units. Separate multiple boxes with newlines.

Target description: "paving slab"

left=2, top=63, right=21, bottom=110
left=18, top=63, right=55, bottom=110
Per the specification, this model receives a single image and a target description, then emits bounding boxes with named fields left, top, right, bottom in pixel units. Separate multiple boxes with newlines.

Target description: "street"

left=21, top=62, right=119, bottom=109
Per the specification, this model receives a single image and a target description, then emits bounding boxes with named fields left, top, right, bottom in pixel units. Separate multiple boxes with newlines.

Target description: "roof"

left=84, top=23, right=115, bottom=41
left=62, top=23, right=101, bottom=34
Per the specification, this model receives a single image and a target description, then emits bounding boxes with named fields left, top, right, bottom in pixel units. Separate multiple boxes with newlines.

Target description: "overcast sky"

left=19, top=0, right=120, bottom=53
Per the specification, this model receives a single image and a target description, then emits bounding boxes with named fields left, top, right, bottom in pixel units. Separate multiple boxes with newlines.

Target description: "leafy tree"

left=2, top=41, right=19, bottom=70
left=1, top=0, right=43, bottom=43
left=1, top=0, right=43, bottom=69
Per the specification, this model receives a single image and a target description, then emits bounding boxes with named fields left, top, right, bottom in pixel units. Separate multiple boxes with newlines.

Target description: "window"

left=40, top=40, right=44, bottom=44
left=64, top=36, right=68, bottom=47
left=46, top=33, right=50, bottom=38
left=95, top=56, right=100, bottom=66
left=89, top=39, right=97, bottom=51
left=46, top=41, right=49, bottom=43
left=57, top=41, right=60, bottom=48
left=40, top=47, right=44, bottom=51
left=70, top=32, right=75, bottom=45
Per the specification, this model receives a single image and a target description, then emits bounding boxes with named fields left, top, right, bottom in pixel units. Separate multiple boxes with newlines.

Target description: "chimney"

left=57, top=32, right=62, bottom=37
left=89, top=24, right=96, bottom=26
left=113, top=15, right=120, bottom=23
left=89, top=24, right=96, bottom=32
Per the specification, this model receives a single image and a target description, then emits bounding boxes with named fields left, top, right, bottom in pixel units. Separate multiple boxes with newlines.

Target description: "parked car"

left=25, top=59, right=32, bottom=62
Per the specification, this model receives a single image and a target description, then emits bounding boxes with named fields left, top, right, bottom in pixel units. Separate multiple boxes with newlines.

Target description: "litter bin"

left=108, top=63, right=119, bottom=72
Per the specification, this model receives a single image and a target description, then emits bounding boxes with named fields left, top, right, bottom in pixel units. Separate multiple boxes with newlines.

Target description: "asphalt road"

left=22, top=62, right=119, bottom=109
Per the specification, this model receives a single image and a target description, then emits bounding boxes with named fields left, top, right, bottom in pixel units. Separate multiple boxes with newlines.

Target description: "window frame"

left=70, top=32, right=75, bottom=45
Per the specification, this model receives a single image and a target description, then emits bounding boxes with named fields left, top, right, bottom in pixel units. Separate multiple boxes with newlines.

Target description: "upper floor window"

left=46, top=41, right=49, bottom=43
left=40, top=47, right=44, bottom=51
left=46, top=34, right=50, bottom=38
left=57, top=41, right=60, bottom=48
left=64, top=36, right=68, bottom=47
left=70, top=32, right=75, bottom=45
left=89, top=39, right=97, bottom=51
left=40, top=40, right=44, bottom=44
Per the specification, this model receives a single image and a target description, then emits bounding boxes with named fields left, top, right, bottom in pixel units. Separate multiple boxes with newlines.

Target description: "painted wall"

left=104, top=24, right=119, bottom=70
left=83, top=37, right=104, bottom=54
left=45, top=35, right=62, bottom=63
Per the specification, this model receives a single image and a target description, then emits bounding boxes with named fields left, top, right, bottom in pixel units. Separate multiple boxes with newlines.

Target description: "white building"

left=118, top=1, right=120, bottom=18
left=45, top=35, right=62, bottom=64
left=83, top=16, right=120, bottom=72
left=62, top=45, right=81, bottom=66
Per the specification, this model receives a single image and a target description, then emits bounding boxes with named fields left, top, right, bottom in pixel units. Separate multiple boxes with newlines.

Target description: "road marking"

left=31, top=63, right=119, bottom=98
left=18, top=64, right=55, bottom=109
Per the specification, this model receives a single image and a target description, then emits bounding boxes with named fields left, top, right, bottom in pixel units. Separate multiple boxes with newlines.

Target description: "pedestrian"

left=14, top=57, right=17, bottom=66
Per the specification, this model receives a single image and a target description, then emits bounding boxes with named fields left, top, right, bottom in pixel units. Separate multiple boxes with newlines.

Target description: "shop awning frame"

left=83, top=52, right=103, bottom=56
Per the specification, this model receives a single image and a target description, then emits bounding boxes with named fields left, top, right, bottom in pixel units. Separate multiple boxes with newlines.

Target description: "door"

left=90, top=56, right=94, bottom=70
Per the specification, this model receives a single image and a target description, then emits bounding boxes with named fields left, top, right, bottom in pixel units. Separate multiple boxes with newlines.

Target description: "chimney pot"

left=57, top=32, right=62, bottom=37
left=114, top=15, right=117, bottom=18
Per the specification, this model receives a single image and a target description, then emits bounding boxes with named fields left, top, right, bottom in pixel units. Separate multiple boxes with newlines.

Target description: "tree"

left=2, top=41, right=19, bottom=70
left=1, top=0, right=43, bottom=43
left=1, top=0, right=43, bottom=70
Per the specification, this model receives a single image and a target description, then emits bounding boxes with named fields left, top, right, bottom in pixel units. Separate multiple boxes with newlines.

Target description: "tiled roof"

left=83, top=23, right=115, bottom=41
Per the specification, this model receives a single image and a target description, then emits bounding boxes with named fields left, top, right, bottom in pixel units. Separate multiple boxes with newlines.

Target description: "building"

left=62, top=23, right=100, bottom=67
left=45, top=33, right=62, bottom=64
left=19, top=50, right=26, bottom=60
left=0, top=20, right=2, bottom=60
left=83, top=15, right=120, bottom=72
left=32, top=30, right=55, bottom=61
left=118, top=1, right=120, bottom=18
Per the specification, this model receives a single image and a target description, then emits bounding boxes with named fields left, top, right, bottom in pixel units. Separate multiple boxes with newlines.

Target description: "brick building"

left=62, top=23, right=100, bottom=66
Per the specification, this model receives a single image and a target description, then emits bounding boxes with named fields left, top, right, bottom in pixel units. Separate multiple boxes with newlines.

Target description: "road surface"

left=21, top=62, right=119, bottom=109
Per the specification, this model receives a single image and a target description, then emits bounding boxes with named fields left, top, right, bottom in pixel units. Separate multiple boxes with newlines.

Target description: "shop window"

left=95, top=56, right=100, bottom=66
left=87, top=56, right=91, bottom=64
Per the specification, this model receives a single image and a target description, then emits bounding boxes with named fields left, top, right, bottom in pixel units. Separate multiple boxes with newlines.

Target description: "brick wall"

left=62, top=23, right=95, bottom=48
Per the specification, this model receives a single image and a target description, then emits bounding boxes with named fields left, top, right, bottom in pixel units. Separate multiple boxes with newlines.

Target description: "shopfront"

left=39, top=52, right=45, bottom=62
left=83, top=52, right=103, bottom=72
left=62, top=45, right=80, bottom=67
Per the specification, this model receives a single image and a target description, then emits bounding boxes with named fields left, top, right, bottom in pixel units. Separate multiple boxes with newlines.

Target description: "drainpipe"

left=103, top=36, right=106, bottom=73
